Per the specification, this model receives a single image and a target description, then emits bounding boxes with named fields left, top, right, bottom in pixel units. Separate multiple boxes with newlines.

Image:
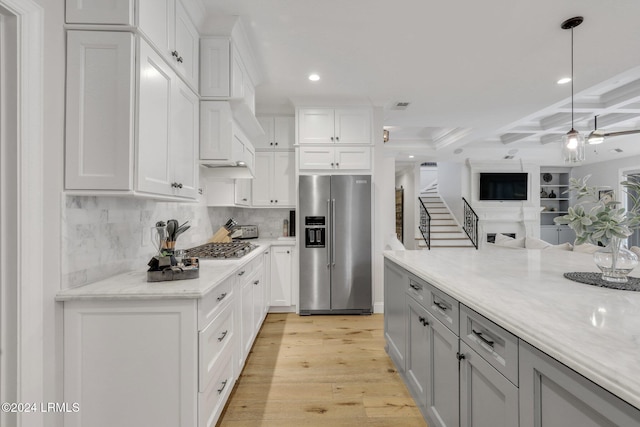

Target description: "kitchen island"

left=384, top=246, right=640, bottom=426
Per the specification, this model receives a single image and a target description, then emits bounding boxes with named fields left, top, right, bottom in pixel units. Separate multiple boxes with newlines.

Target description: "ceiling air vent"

left=421, top=162, right=437, bottom=167
left=610, top=148, right=624, bottom=153
left=391, top=102, right=411, bottom=110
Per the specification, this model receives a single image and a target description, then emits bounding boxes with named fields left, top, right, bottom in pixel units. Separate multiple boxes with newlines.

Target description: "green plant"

left=554, top=175, right=640, bottom=246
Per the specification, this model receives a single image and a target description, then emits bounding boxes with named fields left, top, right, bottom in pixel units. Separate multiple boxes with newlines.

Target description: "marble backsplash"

left=61, top=196, right=214, bottom=288
left=208, top=207, right=294, bottom=239
left=62, top=195, right=295, bottom=288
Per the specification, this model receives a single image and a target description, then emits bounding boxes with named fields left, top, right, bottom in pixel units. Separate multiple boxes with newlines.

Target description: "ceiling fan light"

left=562, top=129, right=585, bottom=163
left=587, top=129, right=606, bottom=145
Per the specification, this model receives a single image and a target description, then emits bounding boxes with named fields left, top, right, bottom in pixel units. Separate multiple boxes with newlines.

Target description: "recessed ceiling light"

left=308, top=73, right=320, bottom=81
left=409, top=155, right=415, bottom=159
left=557, top=77, right=571, bottom=85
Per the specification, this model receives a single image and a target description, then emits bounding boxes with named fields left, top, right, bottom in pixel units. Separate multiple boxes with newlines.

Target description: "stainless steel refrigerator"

left=299, top=175, right=372, bottom=315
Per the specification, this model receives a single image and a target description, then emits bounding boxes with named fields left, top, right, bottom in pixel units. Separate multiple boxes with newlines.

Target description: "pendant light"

left=561, top=16, right=585, bottom=163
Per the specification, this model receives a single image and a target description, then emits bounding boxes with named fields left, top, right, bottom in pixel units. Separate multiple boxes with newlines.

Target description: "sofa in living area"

left=490, top=232, right=640, bottom=259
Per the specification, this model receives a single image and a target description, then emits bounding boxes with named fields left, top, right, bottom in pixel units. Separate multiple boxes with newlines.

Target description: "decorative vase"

left=549, top=190, right=557, bottom=199
left=593, top=237, right=638, bottom=283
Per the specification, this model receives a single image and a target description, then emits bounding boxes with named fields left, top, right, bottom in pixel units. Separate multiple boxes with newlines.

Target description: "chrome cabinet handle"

left=216, top=292, right=227, bottom=301
left=177, top=183, right=183, bottom=189
left=217, top=330, right=228, bottom=342
left=171, top=50, right=179, bottom=58
left=472, top=329, right=495, bottom=348
left=217, top=379, right=228, bottom=394
left=418, top=316, right=429, bottom=326
left=253, top=280, right=260, bottom=285
left=409, top=283, right=421, bottom=291
left=177, top=56, right=183, bottom=63
left=456, top=352, right=466, bottom=361
left=238, top=270, right=245, bottom=276
left=434, top=301, right=448, bottom=311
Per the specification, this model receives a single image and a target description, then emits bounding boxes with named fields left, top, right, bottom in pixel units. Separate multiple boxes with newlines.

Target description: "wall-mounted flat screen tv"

left=479, top=173, right=528, bottom=201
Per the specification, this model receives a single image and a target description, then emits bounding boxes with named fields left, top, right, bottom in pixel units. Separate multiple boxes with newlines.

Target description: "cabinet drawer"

left=198, top=350, right=234, bottom=427
left=427, top=285, right=459, bottom=335
left=460, top=304, right=518, bottom=385
left=199, top=276, right=234, bottom=329
left=199, top=300, right=234, bottom=392
left=236, top=256, right=261, bottom=282
left=406, top=274, right=429, bottom=306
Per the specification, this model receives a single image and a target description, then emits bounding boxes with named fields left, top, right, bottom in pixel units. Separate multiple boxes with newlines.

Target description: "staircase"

left=418, top=187, right=475, bottom=249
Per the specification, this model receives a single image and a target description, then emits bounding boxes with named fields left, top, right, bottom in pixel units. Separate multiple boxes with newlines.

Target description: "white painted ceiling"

left=200, top=0, right=640, bottom=165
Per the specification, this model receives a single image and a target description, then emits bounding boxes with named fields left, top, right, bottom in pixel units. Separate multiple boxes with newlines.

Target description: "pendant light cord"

left=571, top=26, right=574, bottom=129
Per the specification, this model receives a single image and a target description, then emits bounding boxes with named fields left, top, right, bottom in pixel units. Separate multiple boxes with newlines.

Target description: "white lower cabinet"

left=384, top=259, right=407, bottom=371
left=63, top=250, right=273, bottom=427
left=269, top=245, right=293, bottom=308
left=519, top=341, right=640, bottom=427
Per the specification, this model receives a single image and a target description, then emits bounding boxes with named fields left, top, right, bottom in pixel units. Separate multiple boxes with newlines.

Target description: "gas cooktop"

left=184, top=242, right=257, bottom=259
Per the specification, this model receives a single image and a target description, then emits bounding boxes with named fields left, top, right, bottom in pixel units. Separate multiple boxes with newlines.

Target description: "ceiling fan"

left=587, top=116, right=640, bottom=145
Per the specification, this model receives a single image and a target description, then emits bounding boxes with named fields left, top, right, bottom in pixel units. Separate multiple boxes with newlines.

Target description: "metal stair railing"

left=418, top=197, right=431, bottom=250
left=462, top=197, right=479, bottom=249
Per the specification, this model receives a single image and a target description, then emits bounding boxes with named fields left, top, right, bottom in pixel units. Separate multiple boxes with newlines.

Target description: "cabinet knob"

left=275, top=142, right=278, bottom=146
left=275, top=200, right=278, bottom=203
left=418, top=316, right=429, bottom=326
left=242, top=198, right=247, bottom=201
left=335, top=163, right=339, bottom=167
left=330, top=136, right=334, bottom=141
left=177, top=183, right=183, bottom=189
left=270, top=200, right=274, bottom=203
left=171, top=50, right=179, bottom=58
left=270, top=142, right=274, bottom=146
left=331, top=163, right=334, bottom=167
left=177, top=56, right=183, bottom=63
left=238, top=270, right=245, bottom=276
left=336, top=136, right=340, bottom=141
left=456, top=352, right=466, bottom=361
left=286, top=250, right=290, bottom=254
left=253, top=280, right=260, bottom=285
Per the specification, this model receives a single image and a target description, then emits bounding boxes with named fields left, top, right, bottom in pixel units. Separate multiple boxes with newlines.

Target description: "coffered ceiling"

left=199, top=0, right=640, bottom=165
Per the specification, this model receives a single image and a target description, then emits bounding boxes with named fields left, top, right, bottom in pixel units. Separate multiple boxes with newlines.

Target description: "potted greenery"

left=554, top=175, right=640, bottom=283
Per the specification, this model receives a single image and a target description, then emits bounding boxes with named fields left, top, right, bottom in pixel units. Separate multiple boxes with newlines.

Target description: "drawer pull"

left=418, top=316, right=429, bottom=327
left=216, top=292, right=227, bottom=302
left=254, top=280, right=260, bottom=285
left=433, top=300, right=449, bottom=311
left=217, top=330, right=228, bottom=342
left=409, top=283, right=422, bottom=291
left=238, top=270, right=245, bottom=276
left=472, top=329, right=495, bottom=348
left=217, top=379, right=228, bottom=394
left=456, top=352, right=466, bottom=361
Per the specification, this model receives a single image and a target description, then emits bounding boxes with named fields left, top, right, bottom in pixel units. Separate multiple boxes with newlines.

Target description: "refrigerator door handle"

left=327, top=199, right=331, bottom=267
left=332, top=198, right=336, bottom=266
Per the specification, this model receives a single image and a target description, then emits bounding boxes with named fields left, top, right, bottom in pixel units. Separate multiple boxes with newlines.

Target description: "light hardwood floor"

left=217, top=313, right=427, bottom=427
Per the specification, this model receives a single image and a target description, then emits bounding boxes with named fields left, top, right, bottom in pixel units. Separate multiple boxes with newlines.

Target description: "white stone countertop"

left=384, top=246, right=640, bottom=410
left=56, top=238, right=295, bottom=302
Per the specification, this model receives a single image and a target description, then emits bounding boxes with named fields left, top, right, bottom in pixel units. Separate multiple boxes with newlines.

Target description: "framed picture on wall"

left=599, top=189, right=614, bottom=204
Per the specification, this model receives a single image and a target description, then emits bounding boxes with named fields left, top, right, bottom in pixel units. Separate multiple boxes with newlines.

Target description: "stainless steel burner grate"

left=184, top=242, right=256, bottom=259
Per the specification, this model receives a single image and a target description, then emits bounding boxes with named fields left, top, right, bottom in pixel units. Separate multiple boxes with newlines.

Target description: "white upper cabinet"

left=255, top=116, right=295, bottom=149
left=66, top=0, right=134, bottom=24
left=65, top=31, right=198, bottom=200
left=298, top=146, right=371, bottom=171
left=252, top=152, right=295, bottom=207
left=298, top=108, right=372, bottom=144
left=199, top=38, right=230, bottom=97
left=66, top=0, right=199, bottom=91
left=65, top=31, right=135, bottom=191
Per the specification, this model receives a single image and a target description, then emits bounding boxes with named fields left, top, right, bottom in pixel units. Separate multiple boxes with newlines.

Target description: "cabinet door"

left=262, top=251, right=271, bottom=317
left=252, top=152, right=273, bottom=206
left=239, top=278, right=254, bottom=366
left=459, top=341, right=518, bottom=427
left=173, top=0, right=199, bottom=90
left=234, top=179, right=251, bottom=206
left=255, top=117, right=274, bottom=149
left=299, top=146, right=334, bottom=170
left=334, top=146, right=371, bottom=170
left=427, top=315, right=459, bottom=427
left=334, top=109, right=371, bottom=144
left=384, top=260, right=407, bottom=372
left=270, top=246, right=292, bottom=307
left=252, top=270, right=265, bottom=332
left=200, top=102, right=233, bottom=160
left=298, top=108, right=335, bottom=144
left=138, top=0, right=174, bottom=57
left=200, top=38, right=230, bottom=97
left=274, top=116, right=295, bottom=148
left=230, top=45, right=245, bottom=99
left=65, top=31, right=134, bottom=191
left=66, top=0, right=133, bottom=24
left=557, top=226, right=575, bottom=245
left=137, top=40, right=174, bottom=196
left=406, top=297, right=430, bottom=409
left=540, top=227, right=559, bottom=245
left=171, top=78, right=199, bottom=199
left=272, top=152, right=295, bottom=207
left=519, top=341, right=640, bottom=427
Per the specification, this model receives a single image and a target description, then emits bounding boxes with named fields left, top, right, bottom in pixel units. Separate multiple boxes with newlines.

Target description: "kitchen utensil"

left=151, top=226, right=166, bottom=255
left=224, top=218, right=237, bottom=231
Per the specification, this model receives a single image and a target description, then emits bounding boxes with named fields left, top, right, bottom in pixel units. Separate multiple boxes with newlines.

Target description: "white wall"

left=395, top=165, right=417, bottom=249
left=572, top=154, right=640, bottom=199
left=420, top=165, right=438, bottom=193
left=437, top=162, right=464, bottom=224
